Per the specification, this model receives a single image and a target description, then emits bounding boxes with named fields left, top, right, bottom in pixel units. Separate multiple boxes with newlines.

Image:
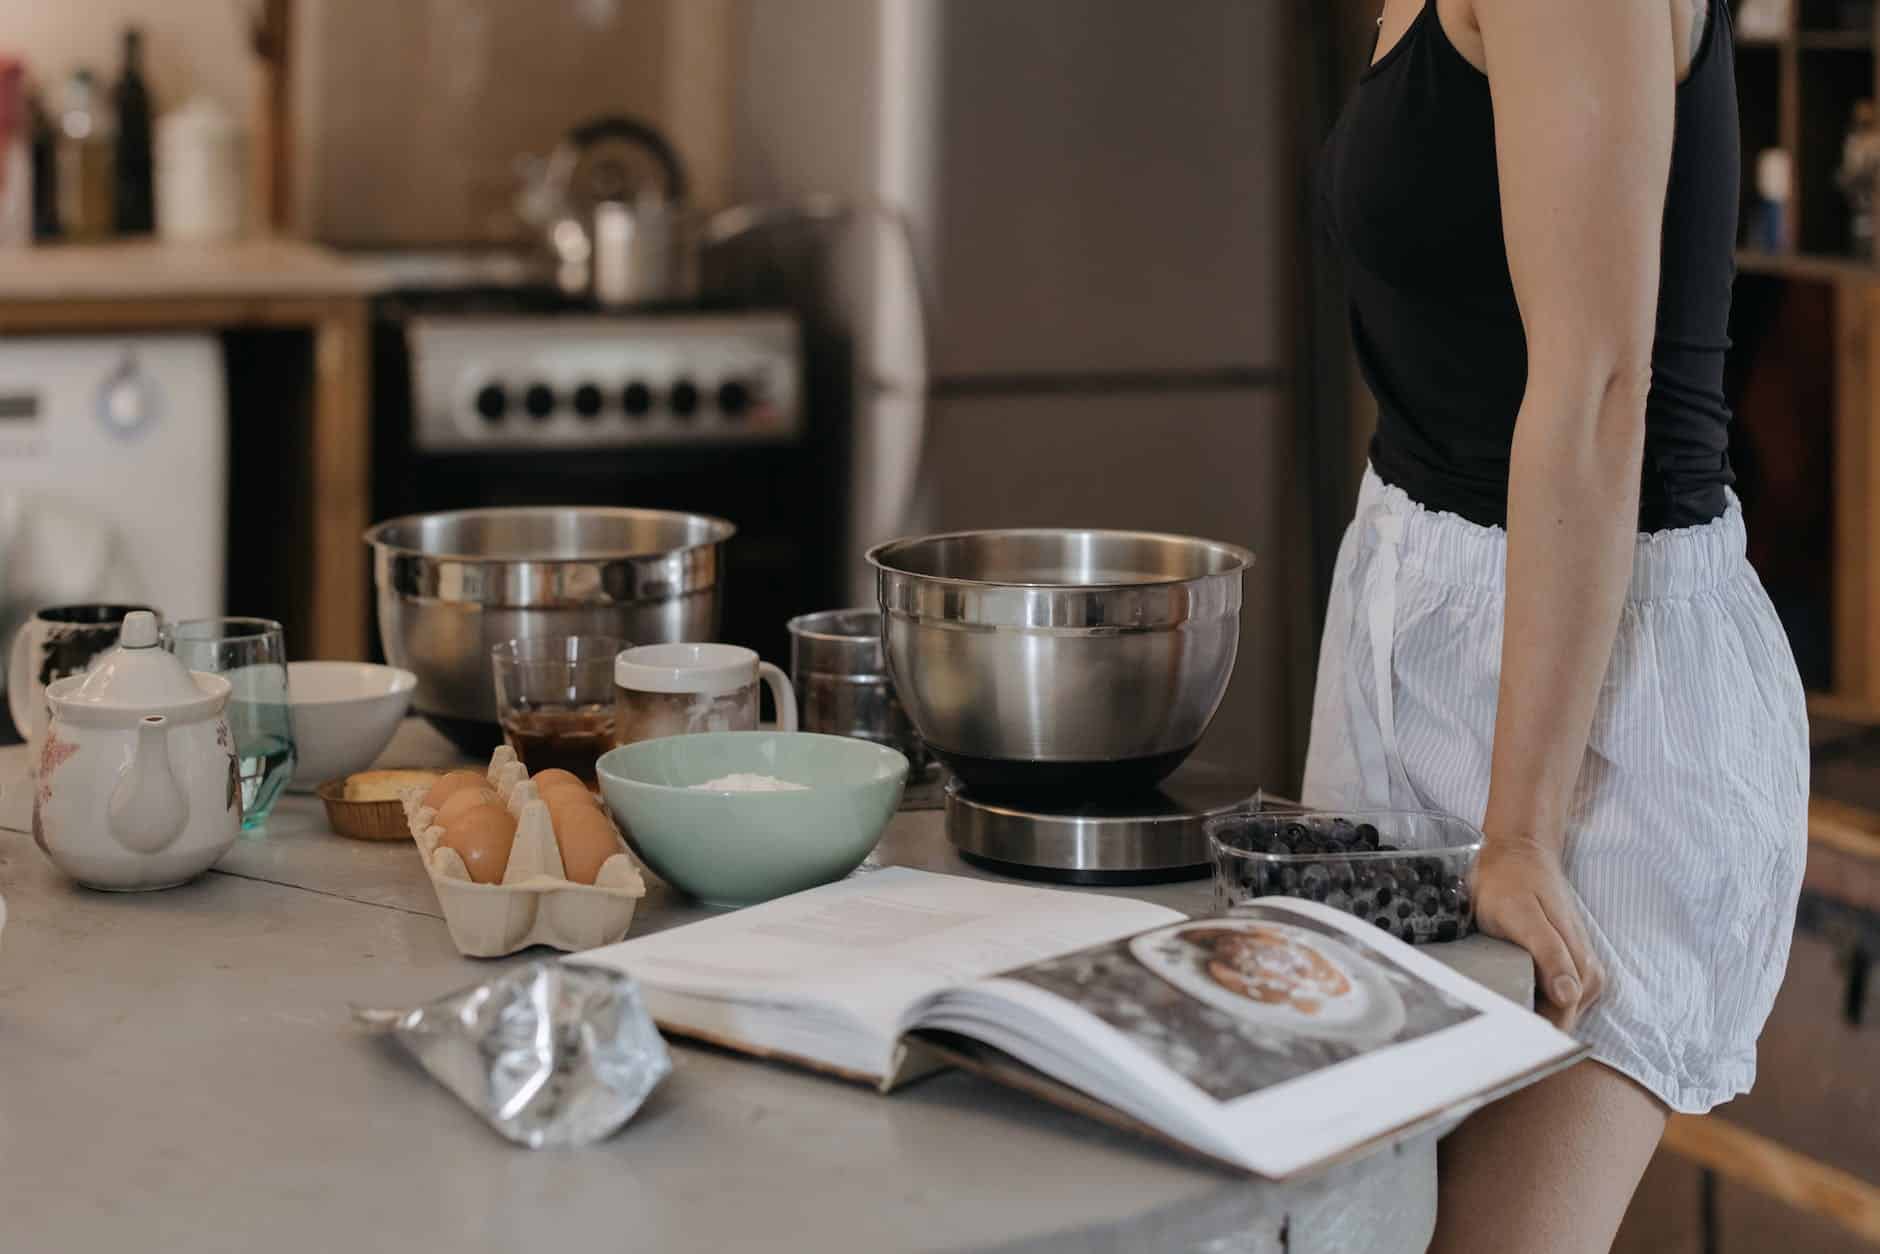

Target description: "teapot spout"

left=108, top=716, right=189, bottom=854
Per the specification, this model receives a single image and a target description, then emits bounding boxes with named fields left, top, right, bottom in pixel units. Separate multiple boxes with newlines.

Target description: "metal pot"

left=365, top=507, right=734, bottom=754
left=867, top=529, right=1254, bottom=799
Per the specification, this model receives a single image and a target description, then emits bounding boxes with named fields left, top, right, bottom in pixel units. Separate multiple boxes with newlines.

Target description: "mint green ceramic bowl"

left=596, top=732, right=909, bottom=907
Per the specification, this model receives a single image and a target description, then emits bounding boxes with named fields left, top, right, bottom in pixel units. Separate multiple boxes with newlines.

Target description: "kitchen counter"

left=0, top=723, right=1532, bottom=1254
left=0, top=238, right=373, bottom=664
left=0, top=239, right=377, bottom=302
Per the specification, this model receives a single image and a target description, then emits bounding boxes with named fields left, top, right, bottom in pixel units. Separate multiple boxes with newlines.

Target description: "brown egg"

left=543, top=790, right=596, bottom=834
left=435, top=787, right=501, bottom=828
left=554, top=804, right=621, bottom=885
left=424, top=769, right=490, bottom=812
left=531, top=769, right=590, bottom=795
left=537, top=779, right=599, bottom=812
left=440, top=802, right=517, bottom=885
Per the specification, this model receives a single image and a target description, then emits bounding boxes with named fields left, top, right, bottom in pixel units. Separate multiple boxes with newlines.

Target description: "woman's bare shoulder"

left=1448, top=0, right=1707, bottom=79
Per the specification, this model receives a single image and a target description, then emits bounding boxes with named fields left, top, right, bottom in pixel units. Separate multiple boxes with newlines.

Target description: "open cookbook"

left=572, top=868, right=1585, bottom=1179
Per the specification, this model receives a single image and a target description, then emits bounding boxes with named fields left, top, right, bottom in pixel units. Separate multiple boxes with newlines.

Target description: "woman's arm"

left=1466, top=0, right=1678, bottom=1028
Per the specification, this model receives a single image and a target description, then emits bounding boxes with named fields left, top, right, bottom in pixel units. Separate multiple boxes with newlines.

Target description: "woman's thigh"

left=1431, top=1059, right=1667, bottom=1254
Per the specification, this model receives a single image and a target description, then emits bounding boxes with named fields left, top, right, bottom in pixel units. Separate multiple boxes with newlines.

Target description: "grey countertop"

left=0, top=723, right=1530, bottom=1254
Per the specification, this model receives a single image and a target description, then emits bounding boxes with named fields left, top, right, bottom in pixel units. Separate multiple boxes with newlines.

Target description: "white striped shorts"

left=1303, top=467, right=1809, bottom=1113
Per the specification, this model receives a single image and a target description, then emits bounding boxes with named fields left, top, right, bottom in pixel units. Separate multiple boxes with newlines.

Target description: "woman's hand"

left=1472, top=834, right=1606, bottom=1031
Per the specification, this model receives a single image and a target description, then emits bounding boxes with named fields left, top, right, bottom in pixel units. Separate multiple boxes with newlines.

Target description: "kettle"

left=517, top=115, right=695, bottom=306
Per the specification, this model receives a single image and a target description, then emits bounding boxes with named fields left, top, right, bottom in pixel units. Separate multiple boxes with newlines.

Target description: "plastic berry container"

left=1204, top=804, right=1484, bottom=945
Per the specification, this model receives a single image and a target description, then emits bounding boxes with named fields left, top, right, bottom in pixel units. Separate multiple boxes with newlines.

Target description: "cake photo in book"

left=1016, top=906, right=1480, bottom=1102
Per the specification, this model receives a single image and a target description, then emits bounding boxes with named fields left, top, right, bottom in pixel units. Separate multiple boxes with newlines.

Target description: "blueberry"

left=1435, top=920, right=1459, bottom=943
left=1278, top=866, right=1303, bottom=894
left=1416, top=858, right=1442, bottom=884
left=1284, top=822, right=1308, bottom=846
left=1300, top=864, right=1331, bottom=898
left=1441, top=886, right=1464, bottom=912
left=1331, top=867, right=1356, bottom=893
left=1356, top=822, right=1379, bottom=846
left=1324, top=889, right=1353, bottom=913
left=1375, top=885, right=1394, bottom=909
left=1374, top=915, right=1392, bottom=931
left=1351, top=894, right=1376, bottom=917
left=1396, top=899, right=1413, bottom=920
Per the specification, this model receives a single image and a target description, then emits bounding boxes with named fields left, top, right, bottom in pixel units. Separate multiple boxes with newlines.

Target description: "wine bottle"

left=113, top=26, right=153, bottom=234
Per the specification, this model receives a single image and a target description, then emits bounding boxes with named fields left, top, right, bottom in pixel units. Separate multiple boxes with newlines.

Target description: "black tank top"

left=1320, top=2, right=1738, bottom=531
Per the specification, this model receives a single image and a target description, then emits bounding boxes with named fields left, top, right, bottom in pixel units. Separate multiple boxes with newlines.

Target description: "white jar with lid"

left=156, top=97, right=247, bottom=242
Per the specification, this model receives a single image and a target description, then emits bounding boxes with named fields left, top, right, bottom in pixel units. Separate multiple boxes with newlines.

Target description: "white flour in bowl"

left=690, top=773, right=810, bottom=793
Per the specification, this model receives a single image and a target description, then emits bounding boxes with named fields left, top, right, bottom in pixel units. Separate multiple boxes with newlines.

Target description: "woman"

left=1309, top=1, right=1808, bottom=1250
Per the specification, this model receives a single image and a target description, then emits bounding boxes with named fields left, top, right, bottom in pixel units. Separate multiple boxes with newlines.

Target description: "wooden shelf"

left=1737, top=249, right=1880, bottom=282
left=1797, top=30, right=1877, bottom=49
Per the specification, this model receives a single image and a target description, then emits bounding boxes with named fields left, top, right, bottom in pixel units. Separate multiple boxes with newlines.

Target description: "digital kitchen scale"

left=943, top=760, right=1261, bottom=886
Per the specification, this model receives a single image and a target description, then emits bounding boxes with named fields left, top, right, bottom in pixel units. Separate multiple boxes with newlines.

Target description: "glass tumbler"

left=165, top=617, right=296, bottom=832
left=491, top=636, right=627, bottom=786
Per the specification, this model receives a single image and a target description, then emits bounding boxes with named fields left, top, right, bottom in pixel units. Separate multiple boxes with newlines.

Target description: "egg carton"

left=399, top=747, right=647, bottom=958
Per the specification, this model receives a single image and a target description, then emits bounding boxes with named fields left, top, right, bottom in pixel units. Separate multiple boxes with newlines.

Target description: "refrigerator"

left=726, top=0, right=1314, bottom=790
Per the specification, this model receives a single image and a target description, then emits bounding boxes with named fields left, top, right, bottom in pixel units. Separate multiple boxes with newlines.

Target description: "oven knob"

left=524, top=383, right=556, bottom=420
left=474, top=384, right=508, bottom=422
left=668, top=378, right=699, bottom=419
left=622, top=381, right=653, bottom=417
left=716, top=380, right=752, bottom=418
left=572, top=383, right=604, bottom=419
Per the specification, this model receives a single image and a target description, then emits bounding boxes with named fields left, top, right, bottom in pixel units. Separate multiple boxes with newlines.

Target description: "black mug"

left=8, top=604, right=160, bottom=752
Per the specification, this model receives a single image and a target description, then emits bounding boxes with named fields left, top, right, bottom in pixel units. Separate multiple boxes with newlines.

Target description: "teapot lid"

left=60, top=611, right=208, bottom=709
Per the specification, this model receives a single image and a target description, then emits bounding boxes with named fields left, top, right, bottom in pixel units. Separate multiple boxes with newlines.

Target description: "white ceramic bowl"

left=286, top=662, right=417, bottom=790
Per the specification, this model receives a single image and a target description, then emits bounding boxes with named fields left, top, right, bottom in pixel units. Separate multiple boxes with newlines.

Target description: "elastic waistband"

left=1357, top=467, right=1748, bottom=602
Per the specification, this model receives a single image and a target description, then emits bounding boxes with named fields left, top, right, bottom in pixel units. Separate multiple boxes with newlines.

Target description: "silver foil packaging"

left=355, top=960, right=671, bottom=1148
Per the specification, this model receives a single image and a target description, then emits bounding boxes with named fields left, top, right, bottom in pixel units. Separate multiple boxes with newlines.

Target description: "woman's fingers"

left=1538, top=886, right=1606, bottom=1011
left=1483, top=893, right=1585, bottom=1030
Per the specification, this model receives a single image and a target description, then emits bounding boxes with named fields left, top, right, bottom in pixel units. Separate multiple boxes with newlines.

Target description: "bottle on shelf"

left=112, top=27, right=153, bottom=235
left=28, top=79, right=58, bottom=241
left=1839, top=101, right=1880, bottom=261
left=0, top=58, right=31, bottom=247
left=1749, top=148, right=1792, bottom=253
left=55, top=67, right=113, bottom=242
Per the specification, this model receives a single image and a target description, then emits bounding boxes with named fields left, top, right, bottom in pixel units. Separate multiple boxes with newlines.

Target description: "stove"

left=367, top=272, right=849, bottom=671
left=942, top=759, right=1259, bottom=885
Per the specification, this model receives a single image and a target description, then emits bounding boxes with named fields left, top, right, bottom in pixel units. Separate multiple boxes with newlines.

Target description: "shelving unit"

left=1731, top=0, right=1880, bottom=702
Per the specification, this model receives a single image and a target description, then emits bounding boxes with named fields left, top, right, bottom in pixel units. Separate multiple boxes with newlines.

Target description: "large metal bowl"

left=867, top=529, right=1253, bottom=799
left=366, top=507, right=735, bottom=754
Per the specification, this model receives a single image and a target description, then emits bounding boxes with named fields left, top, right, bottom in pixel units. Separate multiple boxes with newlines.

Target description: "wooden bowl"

left=317, top=773, right=438, bottom=841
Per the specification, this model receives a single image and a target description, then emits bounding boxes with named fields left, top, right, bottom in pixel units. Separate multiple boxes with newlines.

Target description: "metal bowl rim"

left=363, top=506, right=738, bottom=563
left=865, top=527, right=1255, bottom=590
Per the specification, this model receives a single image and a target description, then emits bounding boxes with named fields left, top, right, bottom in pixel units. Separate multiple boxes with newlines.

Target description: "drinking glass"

left=166, top=617, right=296, bottom=832
left=491, top=636, right=627, bottom=786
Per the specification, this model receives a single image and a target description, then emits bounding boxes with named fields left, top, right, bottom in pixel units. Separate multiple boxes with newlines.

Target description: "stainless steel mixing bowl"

left=867, top=529, right=1254, bottom=798
left=366, top=507, right=735, bottom=754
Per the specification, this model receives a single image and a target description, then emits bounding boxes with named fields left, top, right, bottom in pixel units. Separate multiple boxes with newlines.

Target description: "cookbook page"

left=573, top=868, right=1184, bottom=1046
left=927, top=899, right=1582, bottom=1177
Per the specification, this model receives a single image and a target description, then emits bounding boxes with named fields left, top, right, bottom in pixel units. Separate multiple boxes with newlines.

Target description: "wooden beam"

left=309, top=303, right=371, bottom=662
left=1833, top=283, right=1875, bottom=700
left=1662, top=1115, right=1880, bottom=1242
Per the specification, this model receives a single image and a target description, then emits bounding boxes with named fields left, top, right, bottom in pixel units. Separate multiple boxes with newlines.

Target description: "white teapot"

left=32, top=611, right=241, bottom=891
